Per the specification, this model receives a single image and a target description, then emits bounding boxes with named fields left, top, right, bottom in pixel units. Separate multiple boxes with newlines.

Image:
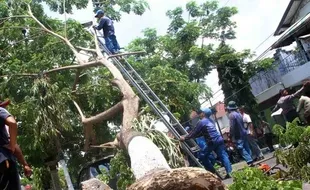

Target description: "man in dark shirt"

left=93, top=9, right=120, bottom=54
left=0, top=100, right=20, bottom=189
left=227, top=101, right=253, bottom=165
left=181, top=108, right=232, bottom=179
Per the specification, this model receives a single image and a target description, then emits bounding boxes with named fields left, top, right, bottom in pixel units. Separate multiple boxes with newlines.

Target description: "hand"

left=92, top=25, right=97, bottom=30
left=24, top=165, right=32, bottom=178
left=180, top=136, right=186, bottom=141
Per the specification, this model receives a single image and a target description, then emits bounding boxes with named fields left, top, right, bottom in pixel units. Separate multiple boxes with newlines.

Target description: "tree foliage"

left=273, top=119, right=310, bottom=182
left=229, top=167, right=302, bottom=190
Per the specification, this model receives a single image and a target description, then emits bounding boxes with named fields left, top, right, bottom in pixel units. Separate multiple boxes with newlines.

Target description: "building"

left=249, top=0, right=310, bottom=125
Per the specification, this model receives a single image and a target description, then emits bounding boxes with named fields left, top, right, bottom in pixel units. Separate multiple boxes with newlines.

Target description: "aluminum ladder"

left=83, top=23, right=203, bottom=168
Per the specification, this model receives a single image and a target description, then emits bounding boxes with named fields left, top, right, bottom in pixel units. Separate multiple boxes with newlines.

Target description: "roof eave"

left=274, top=0, right=297, bottom=36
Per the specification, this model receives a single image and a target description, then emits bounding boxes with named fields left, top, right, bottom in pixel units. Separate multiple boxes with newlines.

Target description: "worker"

left=297, top=87, right=310, bottom=124
left=180, top=108, right=232, bottom=179
left=93, top=9, right=120, bottom=54
left=272, top=82, right=310, bottom=123
left=227, top=101, right=253, bottom=166
left=0, top=99, right=20, bottom=189
left=239, top=106, right=264, bottom=161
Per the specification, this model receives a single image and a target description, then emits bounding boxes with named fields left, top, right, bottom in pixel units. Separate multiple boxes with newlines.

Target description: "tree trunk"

left=128, top=167, right=227, bottom=190
left=49, top=164, right=62, bottom=190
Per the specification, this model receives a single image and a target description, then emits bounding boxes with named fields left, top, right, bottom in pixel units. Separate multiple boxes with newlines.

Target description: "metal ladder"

left=84, top=25, right=202, bottom=168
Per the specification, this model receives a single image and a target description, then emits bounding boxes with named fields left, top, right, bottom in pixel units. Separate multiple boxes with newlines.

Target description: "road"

left=221, top=152, right=276, bottom=185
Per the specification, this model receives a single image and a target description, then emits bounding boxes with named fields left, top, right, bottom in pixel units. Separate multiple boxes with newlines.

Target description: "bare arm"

left=14, top=144, right=28, bottom=166
left=5, top=116, right=17, bottom=153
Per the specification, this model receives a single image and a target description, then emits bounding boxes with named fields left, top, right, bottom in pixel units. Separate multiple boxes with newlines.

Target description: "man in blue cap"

left=180, top=108, right=232, bottom=179
left=226, top=101, right=253, bottom=165
left=93, top=9, right=120, bottom=54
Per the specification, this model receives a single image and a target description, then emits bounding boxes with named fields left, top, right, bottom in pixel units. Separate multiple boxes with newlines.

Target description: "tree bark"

left=128, top=168, right=227, bottom=190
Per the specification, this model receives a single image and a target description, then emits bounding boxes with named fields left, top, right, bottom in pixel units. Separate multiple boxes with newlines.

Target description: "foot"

left=247, top=161, right=255, bottom=167
left=224, top=174, right=232, bottom=179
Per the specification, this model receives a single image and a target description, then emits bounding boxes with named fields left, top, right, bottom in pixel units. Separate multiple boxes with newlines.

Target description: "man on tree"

left=180, top=108, right=232, bottom=179
left=93, top=9, right=121, bottom=54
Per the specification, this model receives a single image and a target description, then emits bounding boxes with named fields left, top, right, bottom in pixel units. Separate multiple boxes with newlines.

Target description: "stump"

left=81, top=178, right=112, bottom=190
left=128, top=167, right=227, bottom=190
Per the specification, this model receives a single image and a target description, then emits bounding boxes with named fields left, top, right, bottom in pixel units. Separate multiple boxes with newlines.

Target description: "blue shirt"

left=96, top=17, right=115, bottom=38
left=185, top=118, right=223, bottom=144
left=229, top=111, right=247, bottom=140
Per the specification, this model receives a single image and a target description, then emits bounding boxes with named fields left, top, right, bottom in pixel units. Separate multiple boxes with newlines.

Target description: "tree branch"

left=0, top=74, right=37, bottom=78
left=44, top=60, right=101, bottom=74
left=72, top=70, right=81, bottom=93
left=76, top=46, right=97, bottom=53
left=107, top=51, right=146, bottom=59
left=0, top=15, right=31, bottom=21
left=27, top=4, right=85, bottom=64
left=72, top=100, right=85, bottom=120
left=82, top=101, right=124, bottom=125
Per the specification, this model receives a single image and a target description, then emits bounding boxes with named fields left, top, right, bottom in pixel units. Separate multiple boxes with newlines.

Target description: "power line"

left=224, top=0, right=230, bottom=6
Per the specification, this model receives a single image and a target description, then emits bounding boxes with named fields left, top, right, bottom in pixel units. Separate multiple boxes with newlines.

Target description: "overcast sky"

left=45, top=0, right=291, bottom=106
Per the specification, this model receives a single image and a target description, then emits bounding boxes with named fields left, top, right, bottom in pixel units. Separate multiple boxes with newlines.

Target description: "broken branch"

left=82, top=101, right=124, bottom=125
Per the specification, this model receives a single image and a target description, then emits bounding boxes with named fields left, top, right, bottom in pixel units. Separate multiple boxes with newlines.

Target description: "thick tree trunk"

left=128, top=168, right=227, bottom=190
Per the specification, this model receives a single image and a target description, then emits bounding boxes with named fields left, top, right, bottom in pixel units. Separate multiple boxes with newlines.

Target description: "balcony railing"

left=250, top=50, right=308, bottom=96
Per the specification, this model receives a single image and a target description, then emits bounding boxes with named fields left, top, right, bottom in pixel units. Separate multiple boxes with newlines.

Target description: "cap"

left=200, top=107, right=212, bottom=117
left=226, top=101, right=238, bottom=110
left=95, top=10, right=104, bottom=18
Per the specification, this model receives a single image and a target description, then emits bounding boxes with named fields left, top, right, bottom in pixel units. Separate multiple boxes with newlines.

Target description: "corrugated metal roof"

left=274, top=0, right=303, bottom=36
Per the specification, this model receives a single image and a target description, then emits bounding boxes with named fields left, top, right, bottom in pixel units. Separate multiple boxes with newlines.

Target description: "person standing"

left=93, top=9, right=120, bottom=54
left=181, top=108, right=232, bottom=179
left=272, top=82, right=310, bottom=123
left=227, top=101, right=253, bottom=166
left=239, top=106, right=264, bottom=161
left=0, top=99, right=21, bottom=189
left=297, top=88, right=310, bottom=125
left=260, top=120, right=275, bottom=152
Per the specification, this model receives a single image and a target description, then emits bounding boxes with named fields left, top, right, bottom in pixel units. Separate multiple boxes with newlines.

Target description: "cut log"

left=128, top=167, right=227, bottom=190
left=81, top=178, right=112, bottom=190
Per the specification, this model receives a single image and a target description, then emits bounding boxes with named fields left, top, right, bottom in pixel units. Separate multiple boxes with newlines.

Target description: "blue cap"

left=200, top=108, right=212, bottom=117
left=95, top=10, right=104, bottom=17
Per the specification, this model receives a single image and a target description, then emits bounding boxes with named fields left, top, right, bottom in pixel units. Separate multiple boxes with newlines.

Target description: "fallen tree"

left=6, top=2, right=226, bottom=189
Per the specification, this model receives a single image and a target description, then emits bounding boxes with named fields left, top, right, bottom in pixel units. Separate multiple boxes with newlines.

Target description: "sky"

left=45, top=0, right=291, bottom=107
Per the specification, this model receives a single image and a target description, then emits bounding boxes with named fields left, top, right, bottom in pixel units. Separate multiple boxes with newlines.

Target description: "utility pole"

left=208, top=98, right=223, bottom=138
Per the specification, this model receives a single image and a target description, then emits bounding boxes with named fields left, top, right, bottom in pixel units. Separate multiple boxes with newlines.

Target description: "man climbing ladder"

left=93, top=9, right=121, bottom=54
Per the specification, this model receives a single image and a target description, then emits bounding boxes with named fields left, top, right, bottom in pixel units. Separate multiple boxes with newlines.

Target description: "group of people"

left=0, top=99, right=32, bottom=189
left=180, top=101, right=276, bottom=178
left=273, top=81, right=310, bottom=124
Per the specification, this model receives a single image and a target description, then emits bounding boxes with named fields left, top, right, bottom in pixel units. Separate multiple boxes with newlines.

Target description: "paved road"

left=222, top=152, right=276, bottom=185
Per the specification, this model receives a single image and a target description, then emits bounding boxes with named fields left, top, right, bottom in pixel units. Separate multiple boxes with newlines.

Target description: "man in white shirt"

left=297, top=89, right=310, bottom=124
left=240, top=106, right=264, bottom=161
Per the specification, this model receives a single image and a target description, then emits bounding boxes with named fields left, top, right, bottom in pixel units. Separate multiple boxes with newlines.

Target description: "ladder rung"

left=172, top=123, right=179, bottom=127
left=128, top=70, right=135, bottom=74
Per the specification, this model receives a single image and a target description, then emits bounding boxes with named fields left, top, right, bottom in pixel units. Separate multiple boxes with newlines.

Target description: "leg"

left=110, top=35, right=120, bottom=52
left=104, top=37, right=116, bottom=54
left=285, top=110, right=299, bottom=123
left=0, top=160, right=21, bottom=190
left=265, top=133, right=274, bottom=152
left=200, top=154, right=216, bottom=173
left=236, top=139, right=253, bottom=164
left=247, top=135, right=263, bottom=159
left=214, top=142, right=232, bottom=175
